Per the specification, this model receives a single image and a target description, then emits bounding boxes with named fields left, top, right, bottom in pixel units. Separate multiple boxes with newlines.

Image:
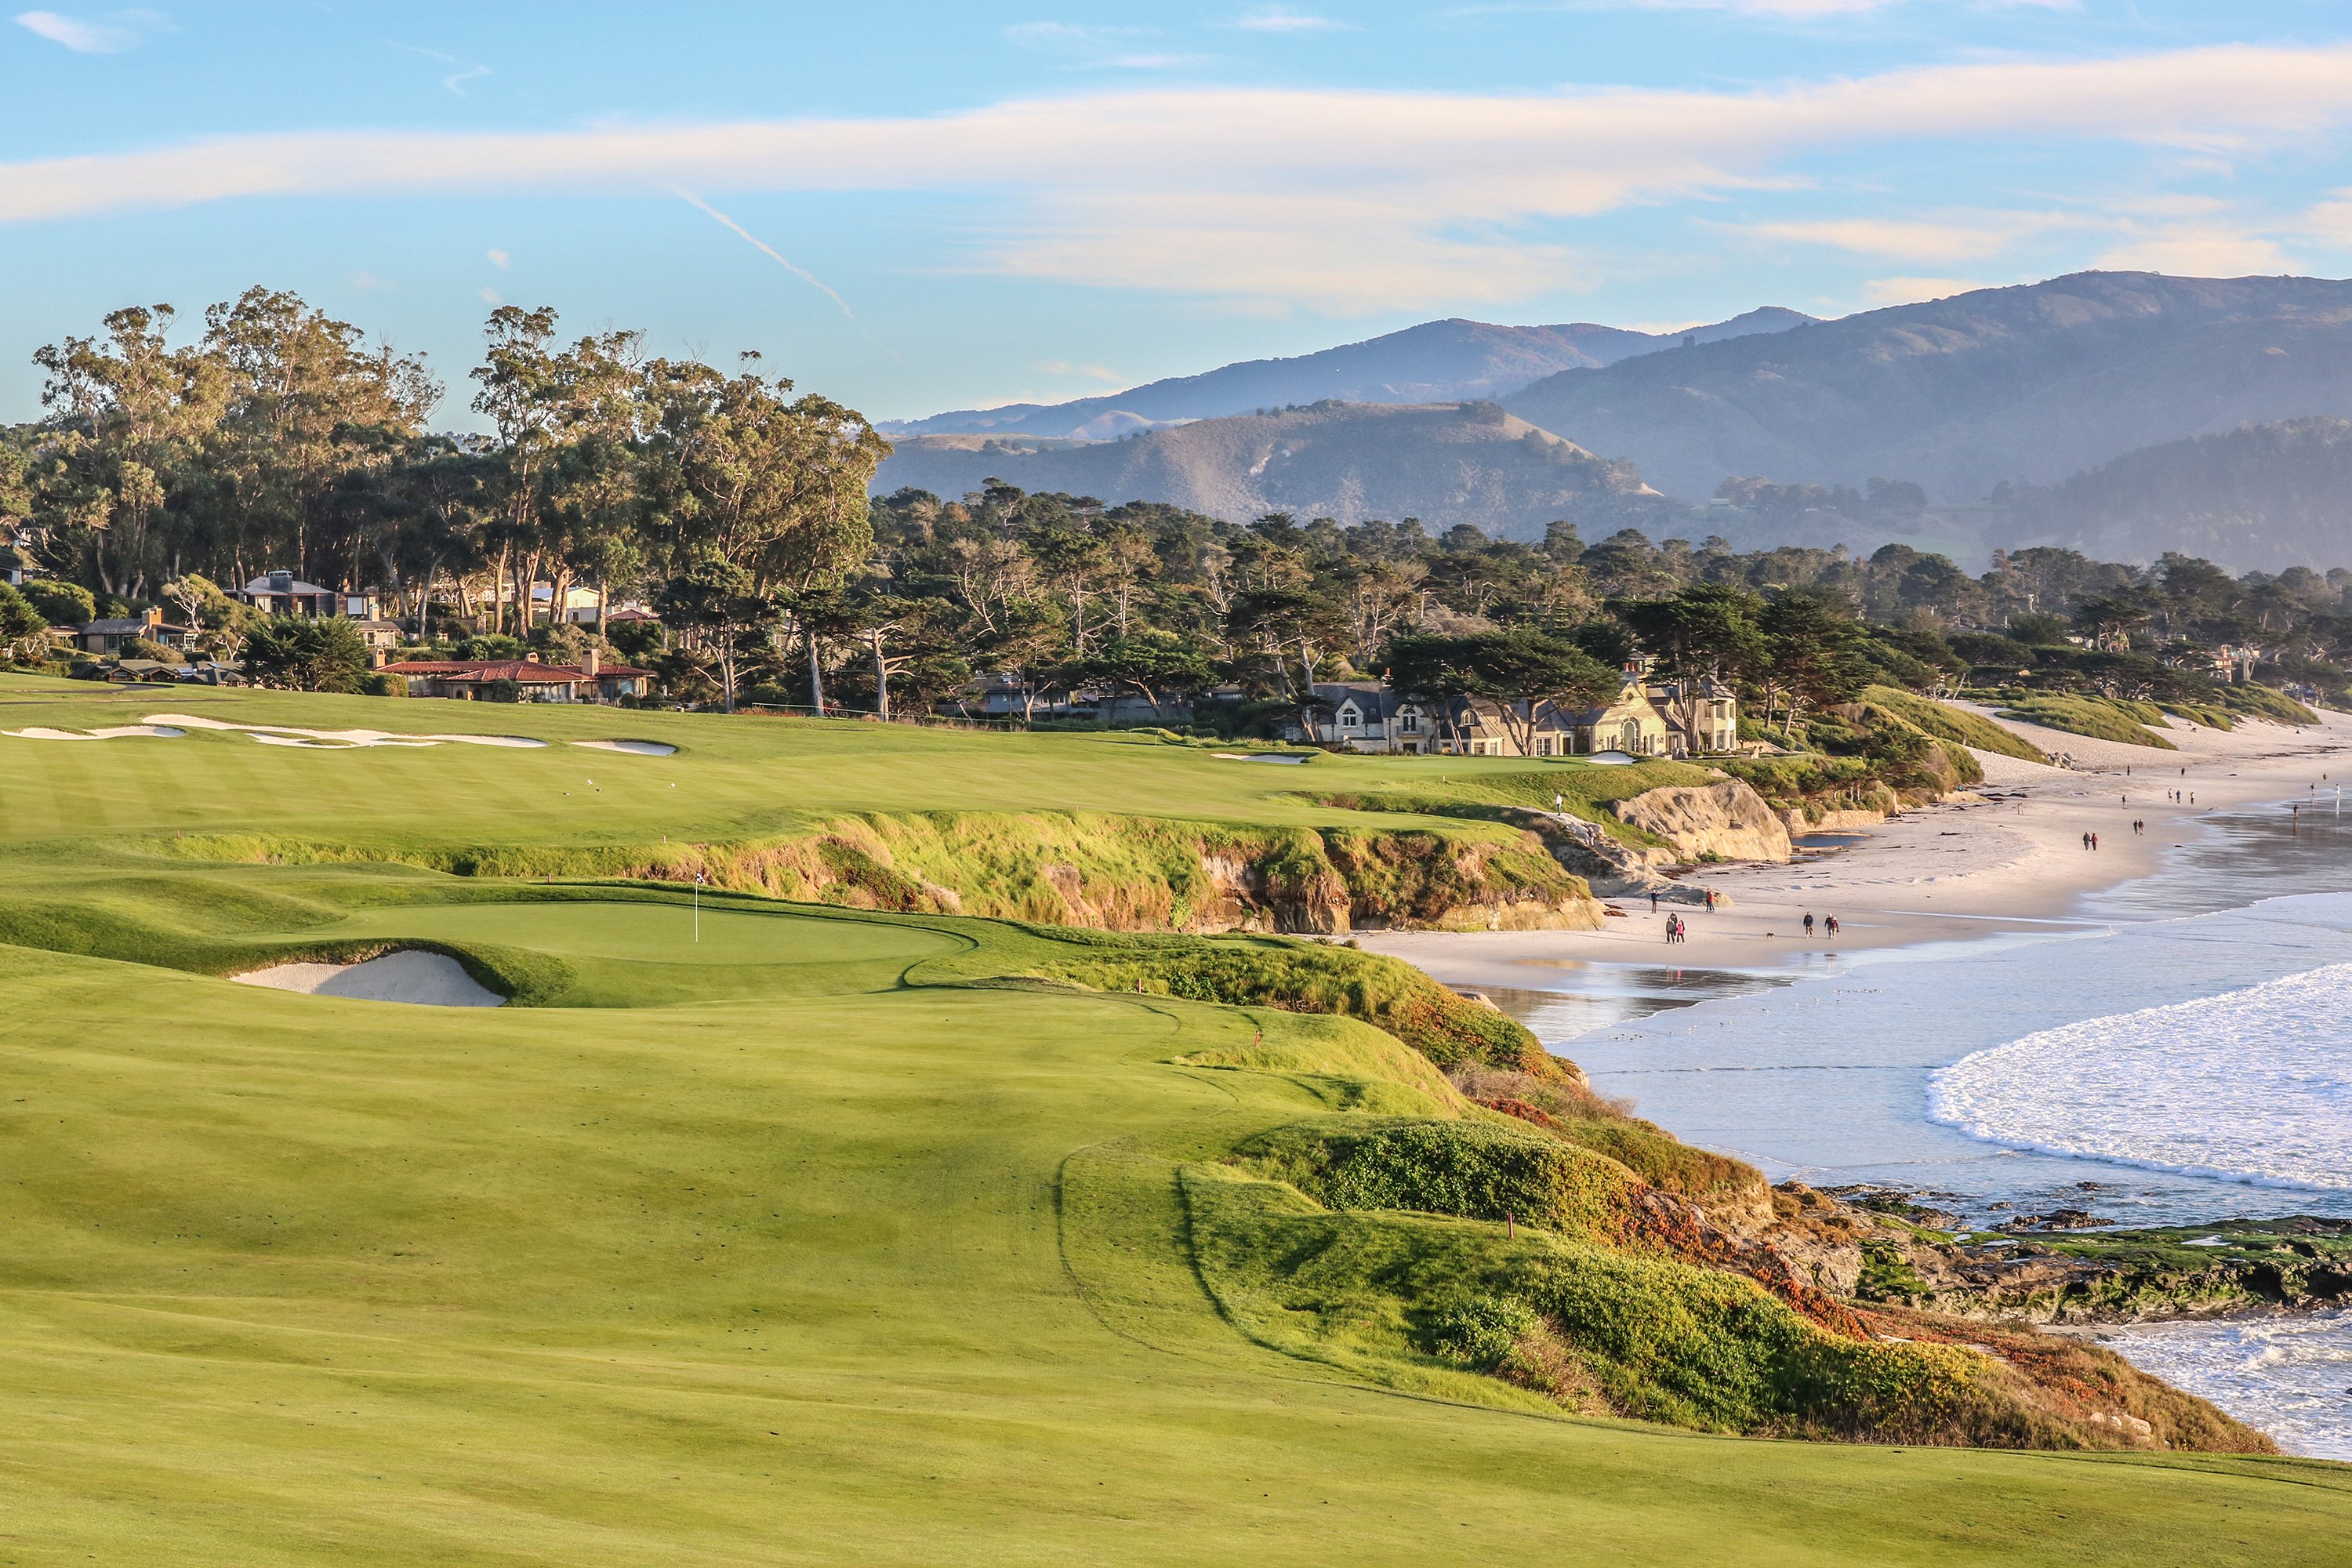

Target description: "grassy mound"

left=1864, top=685, right=2049, bottom=762
left=1997, top=692, right=2180, bottom=750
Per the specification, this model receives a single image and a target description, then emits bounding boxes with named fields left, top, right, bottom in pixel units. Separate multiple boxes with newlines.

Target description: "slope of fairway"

left=2, top=674, right=2347, bottom=1564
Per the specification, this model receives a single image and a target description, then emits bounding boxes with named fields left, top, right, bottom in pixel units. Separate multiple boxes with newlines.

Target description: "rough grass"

left=1997, top=693, right=2180, bottom=750
left=1864, top=684, right=2049, bottom=762
left=1, top=673, right=2346, bottom=1564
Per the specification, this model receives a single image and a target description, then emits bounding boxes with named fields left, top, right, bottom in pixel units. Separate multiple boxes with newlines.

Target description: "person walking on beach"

left=1826, top=914, right=1839, bottom=939
left=1803, top=912, right=1816, bottom=937
left=1650, top=891, right=1660, bottom=913
left=1704, top=887, right=1718, bottom=912
left=2090, top=832, right=2099, bottom=850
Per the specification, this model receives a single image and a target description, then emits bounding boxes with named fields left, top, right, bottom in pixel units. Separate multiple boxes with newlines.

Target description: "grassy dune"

left=2, top=673, right=2348, bottom=1564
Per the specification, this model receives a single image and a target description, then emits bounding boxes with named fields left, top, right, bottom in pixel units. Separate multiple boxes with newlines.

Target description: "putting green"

left=0, top=671, right=2346, bottom=1565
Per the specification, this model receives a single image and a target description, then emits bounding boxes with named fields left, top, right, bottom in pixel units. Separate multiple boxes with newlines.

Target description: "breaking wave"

left=1927, top=964, right=2352, bottom=1191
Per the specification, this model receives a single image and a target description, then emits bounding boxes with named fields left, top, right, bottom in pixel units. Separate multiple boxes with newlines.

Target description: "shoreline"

left=1359, top=707, right=2352, bottom=989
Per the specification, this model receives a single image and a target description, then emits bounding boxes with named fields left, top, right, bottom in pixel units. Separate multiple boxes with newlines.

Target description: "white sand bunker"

left=3, top=724, right=186, bottom=741
left=572, top=739, right=677, bottom=756
left=146, top=713, right=547, bottom=750
left=230, top=949, right=505, bottom=1007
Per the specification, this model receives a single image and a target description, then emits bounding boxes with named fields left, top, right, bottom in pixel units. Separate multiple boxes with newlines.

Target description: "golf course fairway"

left=1, top=673, right=2346, bottom=1566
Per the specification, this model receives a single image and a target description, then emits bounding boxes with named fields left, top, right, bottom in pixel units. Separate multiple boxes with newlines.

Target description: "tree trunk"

left=807, top=632, right=826, bottom=715
left=871, top=630, right=889, bottom=721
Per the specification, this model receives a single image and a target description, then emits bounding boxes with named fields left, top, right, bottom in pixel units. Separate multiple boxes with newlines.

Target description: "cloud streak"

left=14, top=7, right=152, bottom=53
left=2, top=43, right=2349, bottom=307
left=673, top=188, right=857, bottom=319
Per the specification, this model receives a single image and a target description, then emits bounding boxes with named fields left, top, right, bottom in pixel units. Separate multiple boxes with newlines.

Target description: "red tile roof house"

left=379, top=650, right=656, bottom=704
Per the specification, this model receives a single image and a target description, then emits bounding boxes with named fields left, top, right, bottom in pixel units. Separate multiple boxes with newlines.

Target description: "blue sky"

left=5, top=2, right=2352, bottom=426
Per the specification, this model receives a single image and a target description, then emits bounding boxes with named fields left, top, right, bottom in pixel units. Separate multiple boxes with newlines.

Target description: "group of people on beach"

left=2081, top=831, right=2100, bottom=851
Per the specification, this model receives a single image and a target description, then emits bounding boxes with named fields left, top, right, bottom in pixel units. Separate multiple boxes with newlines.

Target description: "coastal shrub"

left=1421, top=1297, right=1538, bottom=1367
left=1035, top=934, right=1555, bottom=1075
left=1240, top=1117, right=1641, bottom=1243
left=360, top=671, right=408, bottom=698
left=2158, top=700, right=2232, bottom=730
left=1450, top=1065, right=1766, bottom=1211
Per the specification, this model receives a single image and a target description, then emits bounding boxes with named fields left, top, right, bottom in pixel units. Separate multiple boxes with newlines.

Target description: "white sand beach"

left=1360, top=707, right=2352, bottom=985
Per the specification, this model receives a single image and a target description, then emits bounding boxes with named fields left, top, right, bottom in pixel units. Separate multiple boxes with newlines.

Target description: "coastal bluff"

left=1613, top=779, right=1793, bottom=863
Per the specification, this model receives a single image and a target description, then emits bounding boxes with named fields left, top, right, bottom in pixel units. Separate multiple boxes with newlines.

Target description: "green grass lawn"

left=2, top=672, right=2347, bottom=1564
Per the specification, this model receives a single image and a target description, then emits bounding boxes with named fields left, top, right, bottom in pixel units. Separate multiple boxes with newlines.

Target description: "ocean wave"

left=2096, top=1312, right=2352, bottom=1461
left=1927, top=963, right=2352, bottom=1191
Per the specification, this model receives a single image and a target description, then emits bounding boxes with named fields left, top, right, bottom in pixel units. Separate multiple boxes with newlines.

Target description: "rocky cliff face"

left=1612, top=779, right=1792, bottom=863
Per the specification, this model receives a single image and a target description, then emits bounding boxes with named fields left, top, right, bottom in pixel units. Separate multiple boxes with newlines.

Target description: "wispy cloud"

left=394, top=43, right=492, bottom=96
left=1741, top=212, right=2065, bottom=263
left=2, top=43, right=2346, bottom=310
left=485, top=248, right=510, bottom=269
left=2094, top=224, right=2288, bottom=278
left=1004, top=20, right=1201, bottom=68
left=13, top=7, right=162, bottom=53
left=672, top=188, right=857, bottom=319
left=1232, top=7, right=1345, bottom=32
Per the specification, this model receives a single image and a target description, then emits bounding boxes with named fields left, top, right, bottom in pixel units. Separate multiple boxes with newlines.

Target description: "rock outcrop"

left=1613, top=779, right=1792, bottom=863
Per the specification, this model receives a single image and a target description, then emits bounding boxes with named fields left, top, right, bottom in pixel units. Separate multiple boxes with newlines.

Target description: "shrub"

left=360, top=671, right=408, bottom=698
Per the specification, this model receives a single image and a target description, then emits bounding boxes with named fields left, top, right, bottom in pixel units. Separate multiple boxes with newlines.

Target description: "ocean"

left=1487, top=801, right=2352, bottom=1456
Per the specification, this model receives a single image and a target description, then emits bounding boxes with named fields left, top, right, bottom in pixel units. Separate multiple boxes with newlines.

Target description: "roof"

left=83, top=618, right=158, bottom=635
left=1310, top=682, right=1406, bottom=721
left=238, top=575, right=336, bottom=597
left=379, top=659, right=655, bottom=684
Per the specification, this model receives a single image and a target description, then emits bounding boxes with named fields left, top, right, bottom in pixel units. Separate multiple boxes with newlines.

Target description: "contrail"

left=673, top=187, right=855, bottom=320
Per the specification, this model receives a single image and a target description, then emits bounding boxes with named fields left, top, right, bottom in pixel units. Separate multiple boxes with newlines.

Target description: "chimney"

left=268, top=569, right=293, bottom=592
left=583, top=645, right=601, bottom=677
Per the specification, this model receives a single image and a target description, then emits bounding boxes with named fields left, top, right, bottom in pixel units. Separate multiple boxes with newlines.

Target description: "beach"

left=1362, top=706, right=2352, bottom=985
left=1357, top=705, right=2352, bottom=1458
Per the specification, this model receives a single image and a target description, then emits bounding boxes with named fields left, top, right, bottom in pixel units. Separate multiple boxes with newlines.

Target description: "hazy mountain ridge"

left=1504, top=272, right=2352, bottom=504
left=1986, top=416, right=2352, bottom=570
left=885, top=307, right=1809, bottom=440
left=874, top=401, right=1672, bottom=535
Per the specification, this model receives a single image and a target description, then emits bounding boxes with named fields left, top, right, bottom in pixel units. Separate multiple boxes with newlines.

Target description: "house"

left=1647, top=674, right=1740, bottom=757
left=378, top=649, right=657, bottom=703
left=235, top=571, right=379, bottom=620
left=1427, top=696, right=1537, bottom=757
left=348, top=619, right=407, bottom=657
left=74, top=612, right=195, bottom=655
left=1554, top=668, right=1673, bottom=757
left=1278, top=683, right=1434, bottom=753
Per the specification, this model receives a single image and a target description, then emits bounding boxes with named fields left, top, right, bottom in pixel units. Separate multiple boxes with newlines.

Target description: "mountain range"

left=873, top=272, right=2352, bottom=570
left=883, top=308, right=1809, bottom=440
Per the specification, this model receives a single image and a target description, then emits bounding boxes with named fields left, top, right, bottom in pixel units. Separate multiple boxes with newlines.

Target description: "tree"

left=240, top=614, right=368, bottom=692
left=0, top=582, right=47, bottom=663
left=1755, top=592, right=1868, bottom=737
left=1385, top=627, right=1618, bottom=755
left=1071, top=630, right=1215, bottom=719
left=1613, top=583, right=1765, bottom=740
left=24, top=579, right=96, bottom=627
left=656, top=559, right=771, bottom=713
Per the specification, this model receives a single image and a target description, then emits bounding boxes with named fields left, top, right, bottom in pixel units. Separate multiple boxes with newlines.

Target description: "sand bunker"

left=146, top=713, right=547, bottom=750
left=2, top=724, right=187, bottom=741
left=1214, top=752, right=1312, bottom=764
left=230, top=949, right=505, bottom=1007
left=572, top=739, right=677, bottom=757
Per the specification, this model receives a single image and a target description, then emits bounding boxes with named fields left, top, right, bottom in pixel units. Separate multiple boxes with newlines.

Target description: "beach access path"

left=1359, top=706, right=2352, bottom=985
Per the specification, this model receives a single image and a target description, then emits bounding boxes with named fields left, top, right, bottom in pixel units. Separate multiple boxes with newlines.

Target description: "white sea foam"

left=1927, top=963, right=2352, bottom=1190
left=2095, top=1312, right=2352, bottom=1461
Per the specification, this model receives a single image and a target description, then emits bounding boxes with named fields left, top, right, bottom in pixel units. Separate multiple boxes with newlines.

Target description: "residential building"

left=1278, top=682, right=1433, bottom=753
left=1648, top=674, right=1740, bottom=757
left=235, top=571, right=378, bottom=619
left=377, top=650, right=656, bottom=703
left=74, top=611, right=195, bottom=655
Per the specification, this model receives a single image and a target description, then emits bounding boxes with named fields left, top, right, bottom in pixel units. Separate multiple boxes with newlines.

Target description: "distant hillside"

left=887, top=308, right=1809, bottom=440
left=873, top=401, right=1674, bottom=535
left=1989, top=417, right=2352, bottom=572
left=1504, top=272, right=2352, bottom=504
